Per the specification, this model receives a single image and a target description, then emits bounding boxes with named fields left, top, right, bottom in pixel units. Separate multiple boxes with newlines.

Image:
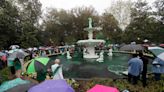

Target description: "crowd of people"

left=0, top=45, right=164, bottom=89
left=0, top=45, right=73, bottom=82
left=128, top=52, right=164, bottom=87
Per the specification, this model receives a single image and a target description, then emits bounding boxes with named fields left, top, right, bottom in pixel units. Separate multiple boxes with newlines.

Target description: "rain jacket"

left=152, top=58, right=164, bottom=73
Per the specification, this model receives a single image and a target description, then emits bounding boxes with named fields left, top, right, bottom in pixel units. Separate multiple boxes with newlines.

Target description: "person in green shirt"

left=14, top=58, right=22, bottom=78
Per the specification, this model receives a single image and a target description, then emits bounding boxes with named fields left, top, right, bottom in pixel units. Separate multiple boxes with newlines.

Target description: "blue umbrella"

left=5, top=82, right=37, bottom=92
left=28, top=79, right=75, bottom=92
left=0, top=78, right=30, bottom=92
left=0, top=52, right=6, bottom=56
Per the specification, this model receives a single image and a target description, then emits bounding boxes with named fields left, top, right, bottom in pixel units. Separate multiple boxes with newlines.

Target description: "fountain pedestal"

left=83, top=46, right=99, bottom=58
left=77, top=18, right=105, bottom=59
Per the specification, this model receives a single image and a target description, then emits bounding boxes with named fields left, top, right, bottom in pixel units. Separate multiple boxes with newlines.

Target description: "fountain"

left=96, top=50, right=104, bottom=62
left=77, top=18, right=105, bottom=59
left=47, top=18, right=137, bottom=79
left=66, top=50, right=72, bottom=59
left=108, top=48, right=113, bottom=56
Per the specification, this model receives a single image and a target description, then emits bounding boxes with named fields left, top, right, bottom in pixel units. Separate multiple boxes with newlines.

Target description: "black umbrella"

left=120, top=44, right=144, bottom=51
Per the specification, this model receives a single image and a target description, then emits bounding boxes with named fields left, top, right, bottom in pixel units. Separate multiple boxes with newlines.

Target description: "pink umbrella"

left=87, top=84, right=119, bottom=92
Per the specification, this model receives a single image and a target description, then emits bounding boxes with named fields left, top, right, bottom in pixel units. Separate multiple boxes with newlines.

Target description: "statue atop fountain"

left=108, top=48, right=113, bottom=56
left=77, top=18, right=105, bottom=59
left=66, top=50, right=72, bottom=59
left=96, top=50, right=104, bottom=62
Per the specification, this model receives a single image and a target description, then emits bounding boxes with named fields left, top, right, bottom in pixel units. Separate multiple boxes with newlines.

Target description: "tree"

left=43, top=6, right=100, bottom=45
left=0, top=0, right=20, bottom=48
left=43, top=9, right=75, bottom=45
left=153, top=0, right=164, bottom=43
left=14, top=0, right=42, bottom=47
left=124, top=0, right=157, bottom=43
left=154, top=0, right=164, bottom=23
left=101, top=12, right=122, bottom=44
left=71, top=6, right=100, bottom=40
left=107, top=0, right=133, bottom=31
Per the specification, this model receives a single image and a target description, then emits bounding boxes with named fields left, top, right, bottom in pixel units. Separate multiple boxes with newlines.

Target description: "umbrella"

left=157, top=52, right=164, bottom=61
left=0, top=78, right=30, bottom=92
left=148, top=47, right=164, bottom=55
left=10, top=45, right=20, bottom=49
left=28, top=48, right=33, bottom=51
left=5, top=82, right=37, bottom=92
left=159, top=44, right=164, bottom=48
left=148, top=47, right=164, bottom=62
left=148, top=47, right=164, bottom=56
left=28, top=79, right=75, bottom=92
left=87, top=84, right=119, bottom=92
left=8, top=50, right=29, bottom=60
left=26, top=57, right=50, bottom=74
left=8, top=49, right=16, bottom=54
left=120, top=44, right=144, bottom=51
left=0, top=52, right=6, bottom=56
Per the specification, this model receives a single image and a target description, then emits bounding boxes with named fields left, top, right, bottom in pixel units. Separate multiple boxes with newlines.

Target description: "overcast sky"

left=39, top=0, right=155, bottom=14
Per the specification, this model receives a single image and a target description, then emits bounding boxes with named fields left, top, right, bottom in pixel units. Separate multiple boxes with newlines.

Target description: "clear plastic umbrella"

left=148, top=47, right=164, bottom=62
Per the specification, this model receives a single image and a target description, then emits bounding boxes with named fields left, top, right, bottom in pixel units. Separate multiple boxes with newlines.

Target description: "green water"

left=50, top=53, right=131, bottom=79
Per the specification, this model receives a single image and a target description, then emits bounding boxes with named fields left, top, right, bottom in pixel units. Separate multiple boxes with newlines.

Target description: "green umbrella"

left=26, top=57, right=50, bottom=74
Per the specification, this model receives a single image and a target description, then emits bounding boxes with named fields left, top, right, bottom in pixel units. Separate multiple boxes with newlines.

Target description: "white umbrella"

left=8, top=50, right=29, bottom=60
left=33, top=47, right=38, bottom=51
left=10, top=45, right=20, bottom=49
left=148, top=47, right=164, bottom=63
left=28, top=48, right=33, bottom=51
left=157, top=52, right=164, bottom=61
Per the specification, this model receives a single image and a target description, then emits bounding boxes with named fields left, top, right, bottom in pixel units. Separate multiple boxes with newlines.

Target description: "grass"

left=0, top=67, right=10, bottom=84
left=0, top=67, right=164, bottom=92
left=69, top=76, right=164, bottom=92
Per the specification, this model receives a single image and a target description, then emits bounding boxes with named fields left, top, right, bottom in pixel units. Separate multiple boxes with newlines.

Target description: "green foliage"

left=101, top=13, right=123, bottom=44
left=0, top=68, right=10, bottom=84
left=43, top=7, right=100, bottom=45
left=0, top=0, right=163, bottom=48
left=73, top=76, right=164, bottom=92
left=0, top=0, right=42, bottom=49
left=0, top=0, right=20, bottom=48
left=124, top=0, right=164, bottom=44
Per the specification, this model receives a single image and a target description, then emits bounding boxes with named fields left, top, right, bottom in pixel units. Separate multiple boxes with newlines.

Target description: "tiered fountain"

left=77, top=18, right=105, bottom=59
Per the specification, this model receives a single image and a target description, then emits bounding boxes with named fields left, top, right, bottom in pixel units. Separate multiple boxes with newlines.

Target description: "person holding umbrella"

left=152, top=57, right=164, bottom=81
left=148, top=47, right=164, bottom=81
left=139, top=52, right=148, bottom=87
left=13, top=58, right=22, bottom=78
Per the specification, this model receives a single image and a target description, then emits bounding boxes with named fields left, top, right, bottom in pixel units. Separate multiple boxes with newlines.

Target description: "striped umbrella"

left=26, top=57, right=50, bottom=74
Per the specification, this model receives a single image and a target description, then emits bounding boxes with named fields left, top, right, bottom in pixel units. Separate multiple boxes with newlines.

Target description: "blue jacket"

left=128, top=57, right=143, bottom=76
left=152, top=58, right=164, bottom=73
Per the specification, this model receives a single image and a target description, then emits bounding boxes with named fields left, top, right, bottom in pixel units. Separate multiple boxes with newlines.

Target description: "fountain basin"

left=77, top=39, right=105, bottom=46
left=77, top=39, right=105, bottom=59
